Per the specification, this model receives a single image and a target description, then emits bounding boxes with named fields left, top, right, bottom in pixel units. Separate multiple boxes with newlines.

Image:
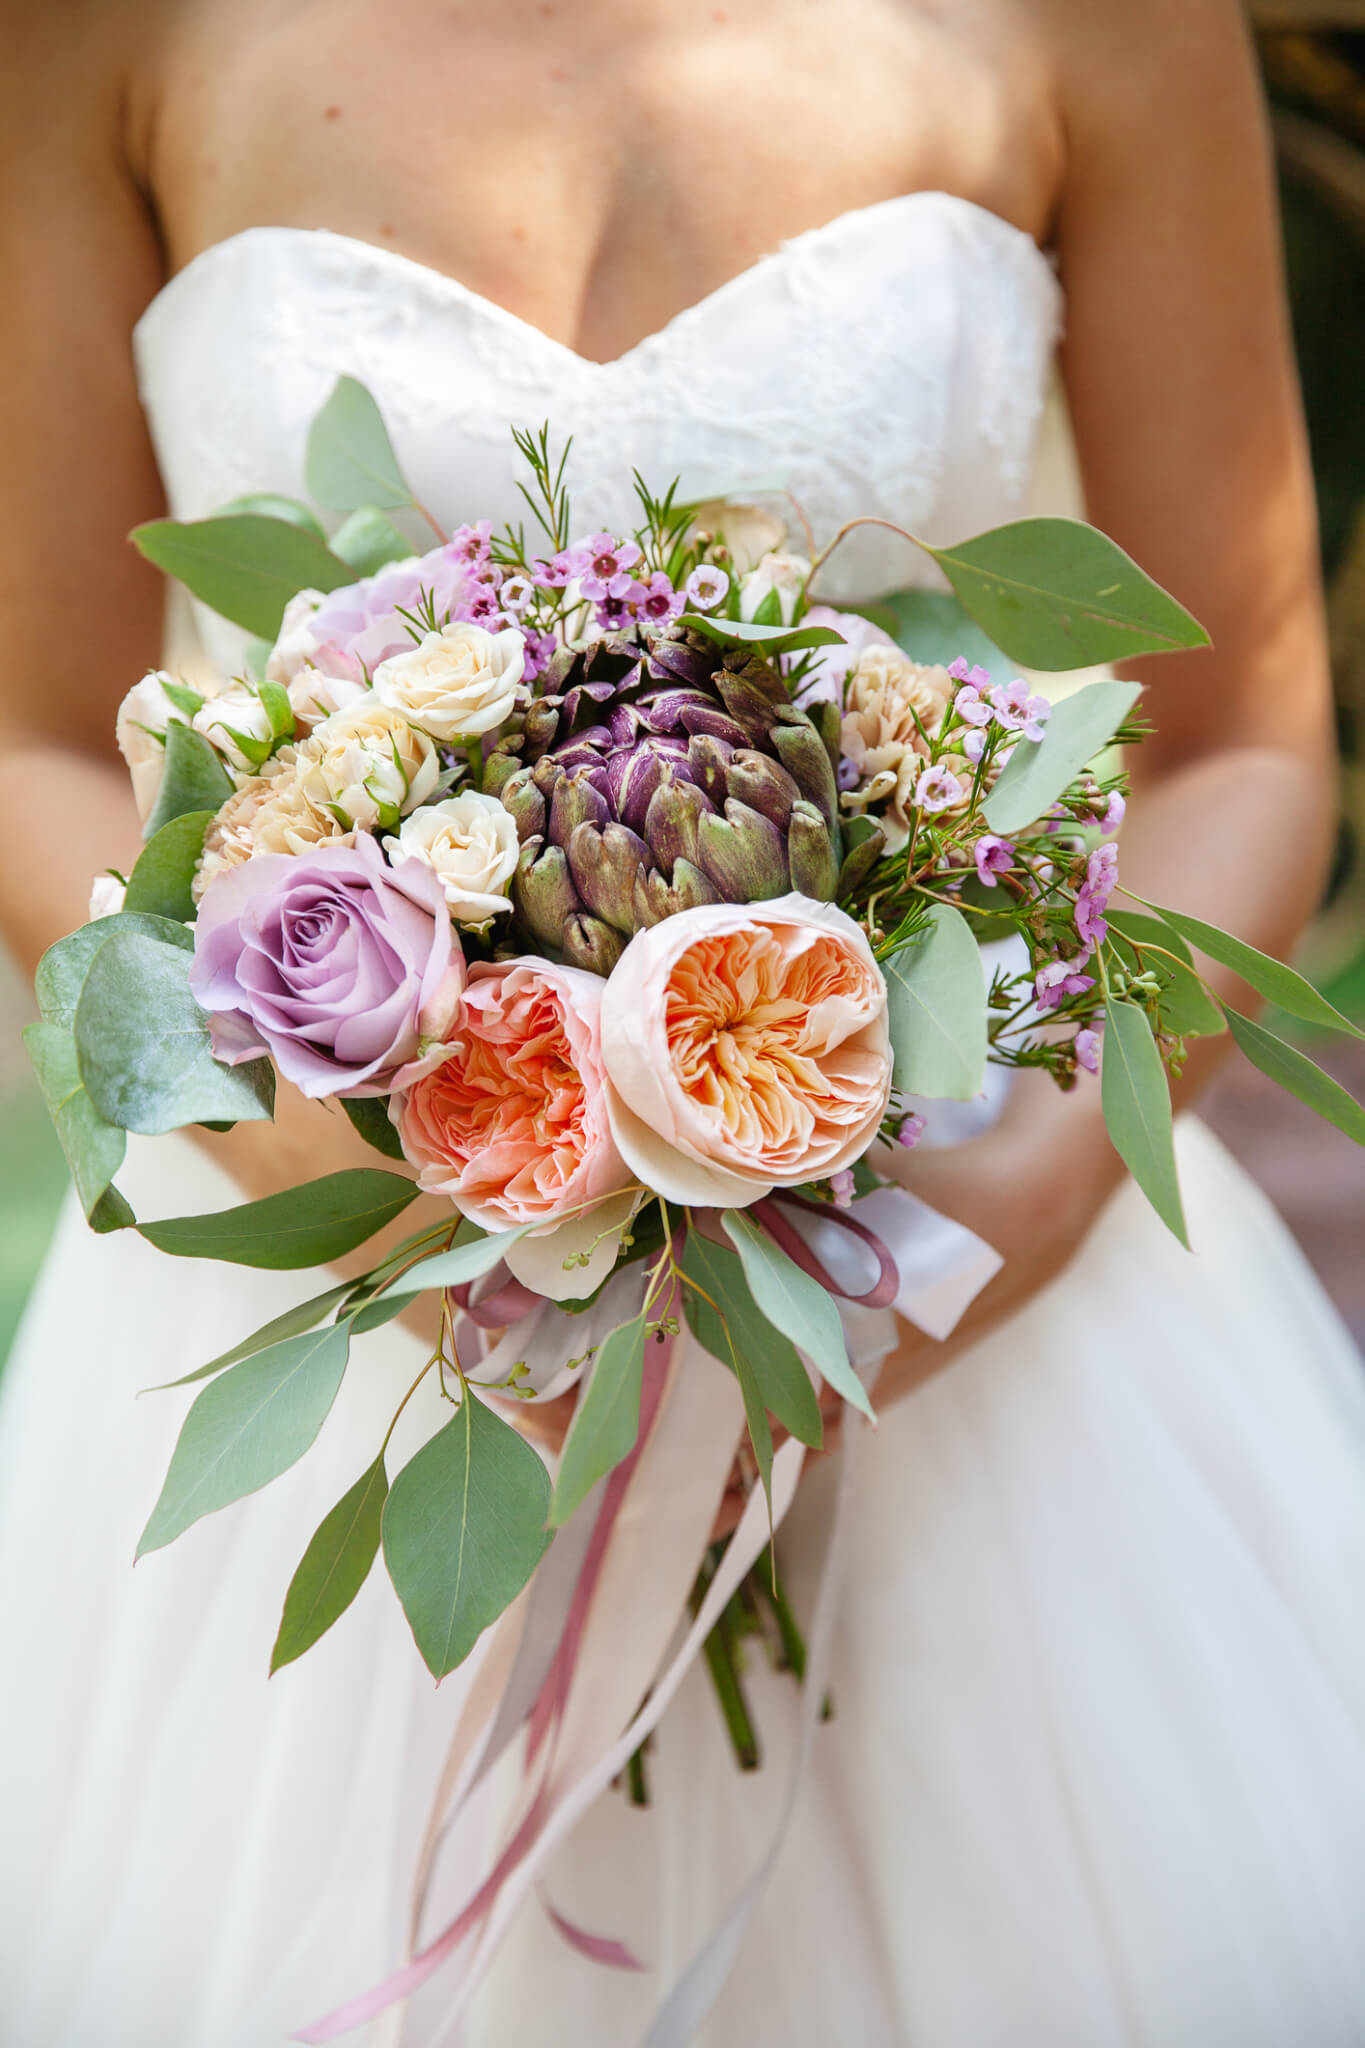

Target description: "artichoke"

left=486, top=628, right=844, bottom=974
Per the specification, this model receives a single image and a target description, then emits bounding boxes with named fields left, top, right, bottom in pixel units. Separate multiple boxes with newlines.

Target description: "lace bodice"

left=133, top=192, right=1062, bottom=668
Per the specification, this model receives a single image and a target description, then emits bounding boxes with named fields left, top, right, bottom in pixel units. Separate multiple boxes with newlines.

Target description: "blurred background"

left=2, top=7, right=1364, bottom=1367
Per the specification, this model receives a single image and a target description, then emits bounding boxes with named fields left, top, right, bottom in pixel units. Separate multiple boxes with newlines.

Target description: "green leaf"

left=123, top=809, right=213, bottom=923
left=142, top=722, right=235, bottom=840
left=347, top=1289, right=412, bottom=1335
left=257, top=677, right=296, bottom=743
left=158, top=677, right=205, bottom=718
left=147, top=1280, right=355, bottom=1389
left=305, top=376, right=414, bottom=512
left=720, top=1208, right=874, bottom=1420
left=374, top=1224, right=538, bottom=1300
left=871, top=589, right=1011, bottom=682
left=882, top=903, right=988, bottom=1101
left=383, top=1393, right=552, bottom=1678
left=983, top=681, right=1142, bottom=837
left=548, top=1314, right=646, bottom=1527
left=137, top=1322, right=352, bottom=1555
left=342, top=1094, right=407, bottom=1160
left=23, top=1021, right=133, bottom=1228
left=1143, top=903, right=1363, bottom=1041
left=34, top=912, right=192, bottom=1031
left=75, top=931, right=275, bottom=1135
left=138, top=1167, right=417, bottom=1268
left=1226, top=1009, right=1365, bottom=1147
left=1100, top=999, right=1188, bottom=1245
left=131, top=513, right=352, bottom=640
left=270, top=1455, right=389, bottom=1672
left=1106, top=912, right=1226, bottom=1041
left=217, top=491, right=327, bottom=539
left=680, top=1231, right=823, bottom=1450
left=677, top=614, right=844, bottom=652
left=331, top=506, right=416, bottom=574
left=925, top=518, right=1210, bottom=669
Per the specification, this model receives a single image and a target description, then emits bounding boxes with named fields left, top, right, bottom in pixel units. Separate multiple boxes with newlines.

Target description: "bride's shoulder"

left=1036, top=0, right=1256, bottom=79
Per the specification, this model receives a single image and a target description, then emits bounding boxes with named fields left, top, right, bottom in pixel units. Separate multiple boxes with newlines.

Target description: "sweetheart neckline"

left=134, top=190, right=1059, bottom=372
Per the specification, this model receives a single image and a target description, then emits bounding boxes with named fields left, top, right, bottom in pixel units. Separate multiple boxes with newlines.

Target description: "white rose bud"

left=87, top=873, right=127, bottom=921
left=193, top=683, right=275, bottom=774
left=115, top=670, right=192, bottom=824
left=393, top=792, right=519, bottom=925
left=372, top=621, right=524, bottom=743
left=297, top=695, right=440, bottom=831
left=264, top=588, right=325, bottom=685
left=738, top=550, right=812, bottom=626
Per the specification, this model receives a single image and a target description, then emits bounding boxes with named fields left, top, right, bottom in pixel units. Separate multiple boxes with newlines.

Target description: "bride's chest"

left=141, top=0, right=1059, bottom=363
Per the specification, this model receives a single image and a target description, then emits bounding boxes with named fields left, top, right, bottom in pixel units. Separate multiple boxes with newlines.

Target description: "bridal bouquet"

left=28, top=381, right=1365, bottom=2032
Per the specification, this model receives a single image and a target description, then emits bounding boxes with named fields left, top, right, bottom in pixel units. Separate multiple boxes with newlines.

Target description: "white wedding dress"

left=3, top=193, right=1365, bottom=2048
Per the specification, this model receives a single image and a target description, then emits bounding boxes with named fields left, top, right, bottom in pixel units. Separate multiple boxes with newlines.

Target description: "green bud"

left=697, top=800, right=789, bottom=901
left=788, top=801, right=838, bottom=900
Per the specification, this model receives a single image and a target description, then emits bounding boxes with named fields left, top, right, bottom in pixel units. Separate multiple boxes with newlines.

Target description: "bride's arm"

left=873, top=0, right=1338, bottom=1401
left=0, top=19, right=427, bottom=1223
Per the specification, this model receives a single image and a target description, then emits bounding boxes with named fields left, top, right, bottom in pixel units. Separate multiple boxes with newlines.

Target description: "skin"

left=0, top=0, right=1336, bottom=1443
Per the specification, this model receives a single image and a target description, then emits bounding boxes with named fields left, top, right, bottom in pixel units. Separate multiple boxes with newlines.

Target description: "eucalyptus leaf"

left=34, top=912, right=192, bottom=1031
left=23, top=1022, right=133, bottom=1229
left=549, top=1313, right=646, bottom=1527
left=330, top=506, right=416, bottom=574
left=216, top=491, right=327, bottom=539
left=1226, top=1010, right=1365, bottom=1146
left=142, top=722, right=235, bottom=840
left=342, top=1094, right=407, bottom=1160
left=1100, top=999, right=1188, bottom=1245
left=147, top=1280, right=355, bottom=1390
left=75, top=932, right=275, bottom=1135
left=138, top=1168, right=417, bottom=1268
left=306, top=376, right=414, bottom=512
left=983, top=681, right=1142, bottom=837
left=720, top=1209, right=874, bottom=1420
left=374, top=1224, right=539, bottom=1301
left=123, top=809, right=213, bottom=924
left=347, top=1289, right=412, bottom=1335
left=872, top=589, right=1011, bottom=682
left=680, top=1230, right=823, bottom=1449
left=1144, top=904, right=1364, bottom=1040
left=270, top=1455, right=389, bottom=1672
left=137, top=1322, right=352, bottom=1556
left=925, top=518, right=1210, bottom=669
left=383, top=1392, right=552, bottom=1678
left=1106, top=912, right=1226, bottom=1041
left=132, top=514, right=352, bottom=640
left=882, top=903, right=987, bottom=1101
left=677, top=614, right=844, bottom=652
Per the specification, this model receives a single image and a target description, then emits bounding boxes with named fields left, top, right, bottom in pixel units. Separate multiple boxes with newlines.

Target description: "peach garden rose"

left=599, top=894, right=892, bottom=1209
left=392, top=957, right=636, bottom=1298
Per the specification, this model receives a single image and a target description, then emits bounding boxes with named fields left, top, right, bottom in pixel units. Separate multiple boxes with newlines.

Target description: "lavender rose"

left=189, top=833, right=464, bottom=1098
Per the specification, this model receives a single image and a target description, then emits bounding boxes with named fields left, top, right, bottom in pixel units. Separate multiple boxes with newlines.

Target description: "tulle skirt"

left=2, top=1118, right=1365, bottom=2048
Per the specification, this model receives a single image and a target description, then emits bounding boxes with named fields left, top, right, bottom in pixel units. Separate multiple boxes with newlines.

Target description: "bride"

left=3, top=1, right=1365, bottom=2043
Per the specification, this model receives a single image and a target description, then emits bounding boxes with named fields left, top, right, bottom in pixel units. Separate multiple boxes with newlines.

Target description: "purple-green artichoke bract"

left=485, top=628, right=843, bottom=974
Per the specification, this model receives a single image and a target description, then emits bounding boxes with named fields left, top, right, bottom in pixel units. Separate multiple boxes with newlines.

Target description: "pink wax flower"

left=599, top=894, right=892, bottom=1209
left=948, top=658, right=991, bottom=688
left=684, top=564, right=730, bottom=612
left=449, top=520, right=493, bottom=564
left=532, top=546, right=591, bottom=588
left=1035, top=954, right=1096, bottom=1012
left=1101, top=790, right=1127, bottom=835
left=896, top=1113, right=927, bottom=1149
left=961, top=727, right=989, bottom=766
left=392, top=957, right=635, bottom=1298
left=1074, top=1027, right=1102, bottom=1074
left=915, top=764, right=966, bottom=814
left=189, top=833, right=464, bottom=1099
left=830, top=1168, right=856, bottom=1208
left=1075, top=841, right=1119, bottom=948
left=581, top=534, right=642, bottom=602
left=635, top=571, right=684, bottom=624
left=989, top=679, right=1051, bottom=743
left=973, top=834, right=1015, bottom=887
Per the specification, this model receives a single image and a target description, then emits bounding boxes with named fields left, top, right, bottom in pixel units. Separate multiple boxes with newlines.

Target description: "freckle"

left=510, top=223, right=526, bottom=243
left=203, top=157, right=219, bottom=181
left=323, top=104, right=342, bottom=121
left=537, top=2, right=554, bottom=14
left=549, top=63, right=567, bottom=82
left=712, top=6, right=728, bottom=19
left=379, top=221, right=396, bottom=238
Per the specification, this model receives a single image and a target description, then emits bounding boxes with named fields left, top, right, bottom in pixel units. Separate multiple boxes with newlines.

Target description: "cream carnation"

left=294, top=695, right=439, bottom=831
left=193, top=752, right=355, bottom=902
left=372, top=621, right=524, bottom=742
left=393, top=792, right=519, bottom=926
left=840, top=647, right=956, bottom=852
